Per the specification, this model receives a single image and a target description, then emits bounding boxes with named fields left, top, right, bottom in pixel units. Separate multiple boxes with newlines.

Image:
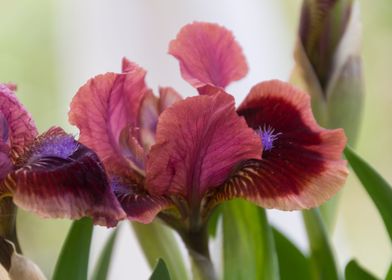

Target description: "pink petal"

left=208, top=80, right=348, bottom=210
left=0, top=145, right=12, bottom=181
left=138, top=88, right=183, bottom=152
left=0, top=84, right=37, bottom=162
left=169, top=22, right=248, bottom=89
left=0, top=113, right=12, bottom=181
left=138, top=91, right=159, bottom=151
left=158, top=87, right=182, bottom=112
left=112, top=177, right=172, bottom=223
left=146, top=90, right=262, bottom=200
left=68, top=62, right=148, bottom=177
left=118, top=126, right=145, bottom=173
left=8, top=127, right=126, bottom=227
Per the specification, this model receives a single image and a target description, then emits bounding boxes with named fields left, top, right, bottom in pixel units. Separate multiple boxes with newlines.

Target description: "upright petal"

left=169, top=22, right=248, bottom=89
left=0, top=84, right=37, bottom=162
left=207, top=80, right=348, bottom=210
left=6, top=127, right=125, bottom=227
left=158, top=87, right=182, bottom=112
left=69, top=62, right=148, bottom=177
left=138, top=87, right=183, bottom=152
left=146, top=90, right=262, bottom=201
left=138, top=91, right=159, bottom=152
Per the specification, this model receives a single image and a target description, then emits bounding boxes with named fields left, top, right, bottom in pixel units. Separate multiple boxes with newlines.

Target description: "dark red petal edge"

left=112, top=177, right=173, bottom=224
left=7, top=127, right=126, bottom=227
left=204, top=80, right=348, bottom=211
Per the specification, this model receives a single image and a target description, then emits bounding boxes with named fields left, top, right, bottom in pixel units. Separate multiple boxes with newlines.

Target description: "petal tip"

left=169, top=21, right=248, bottom=89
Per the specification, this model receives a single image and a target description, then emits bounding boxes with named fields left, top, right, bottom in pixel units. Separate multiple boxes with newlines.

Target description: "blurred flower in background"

left=0, top=0, right=391, bottom=278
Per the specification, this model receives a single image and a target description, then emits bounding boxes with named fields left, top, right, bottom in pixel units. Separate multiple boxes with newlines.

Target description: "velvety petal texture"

left=6, top=127, right=125, bottom=227
left=0, top=113, right=12, bottom=181
left=111, top=177, right=173, bottom=223
left=209, top=80, right=348, bottom=210
left=146, top=90, right=262, bottom=200
left=0, top=84, right=37, bottom=162
left=68, top=62, right=148, bottom=176
left=169, top=22, right=248, bottom=89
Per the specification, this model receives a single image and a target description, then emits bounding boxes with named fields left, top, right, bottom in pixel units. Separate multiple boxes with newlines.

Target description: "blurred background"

left=0, top=0, right=391, bottom=279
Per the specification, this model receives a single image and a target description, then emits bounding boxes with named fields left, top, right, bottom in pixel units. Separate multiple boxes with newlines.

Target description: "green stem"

left=180, top=226, right=217, bottom=280
left=0, top=197, right=21, bottom=253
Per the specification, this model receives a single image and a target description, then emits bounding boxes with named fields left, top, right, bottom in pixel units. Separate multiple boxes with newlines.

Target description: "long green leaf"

left=91, top=228, right=118, bottom=280
left=52, top=218, right=93, bottom=280
left=222, top=200, right=279, bottom=280
left=131, top=221, right=187, bottom=280
left=345, top=260, right=379, bottom=280
left=272, top=227, right=311, bottom=280
left=302, top=209, right=339, bottom=280
left=344, top=146, right=392, bottom=241
left=386, top=263, right=392, bottom=280
left=149, top=258, right=171, bottom=280
left=208, top=205, right=221, bottom=237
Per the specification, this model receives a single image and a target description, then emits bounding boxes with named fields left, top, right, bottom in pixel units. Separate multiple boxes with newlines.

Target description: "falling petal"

left=8, top=127, right=126, bottom=227
left=206, top=80, right=348, bottom=210
left=112, top=177, right=173, bottom=223
left=146, top=89, right=261, bottom=201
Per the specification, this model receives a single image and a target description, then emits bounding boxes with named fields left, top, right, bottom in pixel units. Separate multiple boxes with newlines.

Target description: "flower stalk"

left=179, top=226, right=217, bottom=280
left=0, top=198, right=20, bottom=253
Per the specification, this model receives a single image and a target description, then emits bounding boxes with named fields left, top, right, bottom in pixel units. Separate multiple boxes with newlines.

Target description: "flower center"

left=257, top=125, right=281, bottom=152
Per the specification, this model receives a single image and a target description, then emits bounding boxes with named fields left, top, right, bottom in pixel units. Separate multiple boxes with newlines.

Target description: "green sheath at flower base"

left=292, top=0, right=364, bottom=228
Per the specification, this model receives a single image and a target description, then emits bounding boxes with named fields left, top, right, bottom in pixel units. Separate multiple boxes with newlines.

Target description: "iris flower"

left=69, top=22, right=348, bottom=232
left=0, top=84, right=124, bottom=227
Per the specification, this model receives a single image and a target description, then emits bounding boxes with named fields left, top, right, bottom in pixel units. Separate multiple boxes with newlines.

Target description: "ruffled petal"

left=68, top=62, right=148, bottom=177
left=6, top=127, right=126, bottom=227
left=0, top=145, right=12, bottom=182
left=207, top=80, right=348, bottom=210
left=0, top=112, right=12, bottom=181
left=0, top=84, right=37, bottom=162
left=146, top=90, right=262, bottom=200
left=111, top=177, right=173, bottom=223
left=169, top=22, right=248, bottom=89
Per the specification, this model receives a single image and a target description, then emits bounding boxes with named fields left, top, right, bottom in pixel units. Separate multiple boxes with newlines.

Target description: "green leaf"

left=344, top=146, right=392, bottom=241
left=302, top=209, right=339, bottom=280
left=386, top=263, right=392, bottom=280
left=52, top=218, right=93, bottom=280
left=131, top=221, right=187, bottom=280
left=91, top=228, right=118, bottom=280
left=272, top=227, right=311, bottom=280
left=149, top=258, right=171, bottom=280
left=208, top=205, right=221, bottom=237
left=345, top=260, right=379, bottom=280
left=222, top=200, right=279, bottom=280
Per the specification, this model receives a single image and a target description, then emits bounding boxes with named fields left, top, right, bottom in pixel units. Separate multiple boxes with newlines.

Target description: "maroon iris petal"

left=8, top=127, right=126, bottom=227
left=208, top=80, right=348, bottom=210
left=111, top=177, right=173, bottom=223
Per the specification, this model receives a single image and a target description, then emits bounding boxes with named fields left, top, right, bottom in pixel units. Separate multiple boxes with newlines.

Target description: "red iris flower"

left=0, top=84, right=124, bottom=226
left=69, top=22, right=348, bottom=229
